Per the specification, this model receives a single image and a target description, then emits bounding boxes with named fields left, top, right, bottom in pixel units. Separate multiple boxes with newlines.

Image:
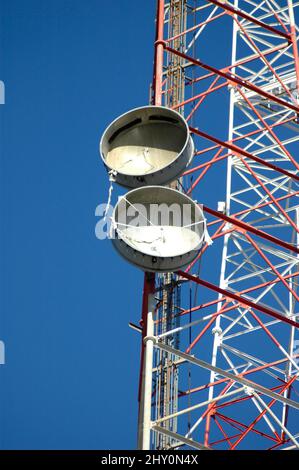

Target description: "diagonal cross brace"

left=151, top=340, right=299, bottom=410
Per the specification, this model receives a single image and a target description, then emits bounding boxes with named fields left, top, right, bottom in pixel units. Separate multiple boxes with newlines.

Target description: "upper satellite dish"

left=110, top=186, right=205, bottom=272
left=100, top=106, right=194, bottom=188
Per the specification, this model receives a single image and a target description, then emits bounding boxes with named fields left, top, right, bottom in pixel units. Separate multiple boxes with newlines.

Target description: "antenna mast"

left=137, top=0, right=299, bottom=450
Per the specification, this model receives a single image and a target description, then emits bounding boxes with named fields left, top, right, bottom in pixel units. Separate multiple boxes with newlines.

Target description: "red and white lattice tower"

left=137, top=0, right=299, bottom=450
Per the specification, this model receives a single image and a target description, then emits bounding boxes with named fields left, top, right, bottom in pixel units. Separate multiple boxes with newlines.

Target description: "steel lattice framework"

left=137, top=0, right=299, bottom=450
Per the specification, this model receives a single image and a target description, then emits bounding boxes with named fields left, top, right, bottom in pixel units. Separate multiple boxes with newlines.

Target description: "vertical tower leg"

left=138, top=276, right=155, bottom=450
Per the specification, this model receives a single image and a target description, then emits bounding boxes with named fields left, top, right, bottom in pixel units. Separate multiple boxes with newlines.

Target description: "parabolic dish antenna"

left=110, top=186, right=205, bottom=272
left=100, top=106, right=194, bottom=189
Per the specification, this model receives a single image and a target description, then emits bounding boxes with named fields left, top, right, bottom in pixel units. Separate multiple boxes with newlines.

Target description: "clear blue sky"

left=0, top=0, right=157, bottom=449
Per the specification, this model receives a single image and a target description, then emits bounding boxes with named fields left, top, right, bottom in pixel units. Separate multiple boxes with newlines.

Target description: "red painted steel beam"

left=165, top=46, right=299, bottom=114
left=185, top=76, right=222, bottom=120
left=177, top=271, right=299, bottom=322
left=207, top=0, right=291, bottom=41
left=180, top=355, right=299, bottom=397
left=167, top=11, right=226, bottom=43
left=268, top=441, right=287, bottom=450
left=174, top=80, right=227, bottom=112
left=183, top=116, right=297, bottom=189
left=235, top=17, right=294, bottom=101
left=212, top=418, right=236, bottom=448
left=185, top=43, right=289, bottom=89
left=153, top=0, right=165, bottom=106
left=202, top=204, right=299, bottom=255
left=215, top=412, right=279, bottom=443
left=216, top=385, right=287, bottom=410
left=177, top=270, right=299, bottom=328
left=245, top=232, right=299, bottom=302
left=201, top=382, right=233, bottom=446
left=230, top=374, right=298, bottom=449
left=184, top=200, right=299, bottom=275
left=190, top=126, right=299, bottom=183
left=206, top=190, right=299, bottom=232
left=187, top=147, right=224, bottom=194
left=237, top=87, right=299, bottom=171
left=185, top=302, right=229, bottom=354
left=237, top=154, right=299, bottom=234
left=188, top=115, right=295, bottom=166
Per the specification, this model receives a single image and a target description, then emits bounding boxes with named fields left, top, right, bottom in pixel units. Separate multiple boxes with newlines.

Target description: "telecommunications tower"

left=100, top=0, right=299, bottom=450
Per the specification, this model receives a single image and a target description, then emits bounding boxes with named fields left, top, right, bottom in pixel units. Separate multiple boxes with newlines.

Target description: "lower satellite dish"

left=110, top=186, right=205, bottom=272
left=100, top=106, right=194, bottom=188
